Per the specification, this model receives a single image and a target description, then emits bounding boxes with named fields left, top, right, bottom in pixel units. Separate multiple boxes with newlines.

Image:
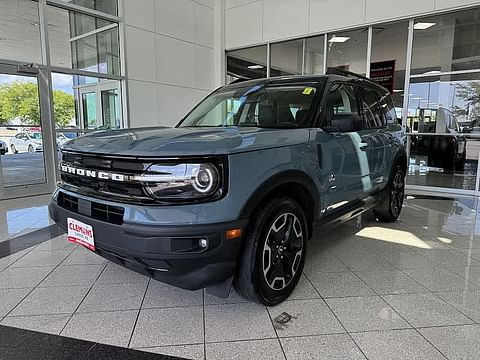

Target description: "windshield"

left=178, top=83, right=319, bottom=128
left=29, top=133, right=42, bottom=140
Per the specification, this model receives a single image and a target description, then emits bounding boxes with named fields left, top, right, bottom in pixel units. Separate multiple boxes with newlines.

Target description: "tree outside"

left=453, top=81, right=480, bottom=127
left=0, top=81, right=75, bottom=127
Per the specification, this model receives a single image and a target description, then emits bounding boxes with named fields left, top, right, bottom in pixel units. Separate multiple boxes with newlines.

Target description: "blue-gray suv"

left=49, top=71, right=406, bottom=305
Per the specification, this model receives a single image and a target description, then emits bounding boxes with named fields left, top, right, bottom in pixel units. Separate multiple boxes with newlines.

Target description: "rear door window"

left=360, top=88, right=385, bottom=128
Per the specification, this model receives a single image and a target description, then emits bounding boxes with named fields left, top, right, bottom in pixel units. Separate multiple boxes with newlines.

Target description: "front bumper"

left=49, top=198, right=248, bottom=290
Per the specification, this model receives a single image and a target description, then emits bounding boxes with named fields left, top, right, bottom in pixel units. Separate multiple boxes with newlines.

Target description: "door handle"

left=359, top=142, right=368, bottom=151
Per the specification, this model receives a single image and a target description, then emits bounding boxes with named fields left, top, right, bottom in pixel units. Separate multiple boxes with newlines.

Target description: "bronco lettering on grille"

left=60, top=164, right=126, bottom=182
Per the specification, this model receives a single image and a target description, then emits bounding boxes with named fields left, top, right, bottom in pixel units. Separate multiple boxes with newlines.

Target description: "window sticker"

left=303, top=87, right=315, bottom=95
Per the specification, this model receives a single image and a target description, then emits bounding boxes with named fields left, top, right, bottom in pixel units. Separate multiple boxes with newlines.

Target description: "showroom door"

left=78, top=81, right=122, bottom=130
left=0, top=63, right=57, bottom=199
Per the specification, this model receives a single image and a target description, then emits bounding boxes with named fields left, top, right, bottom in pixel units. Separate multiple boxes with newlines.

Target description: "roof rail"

left=326, top=68, right=371, bottom=81
left=229, top=78, right=250, bottom=85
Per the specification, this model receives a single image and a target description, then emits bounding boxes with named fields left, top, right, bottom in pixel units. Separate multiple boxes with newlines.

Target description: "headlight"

left=139, top=161, right=225, bottom=202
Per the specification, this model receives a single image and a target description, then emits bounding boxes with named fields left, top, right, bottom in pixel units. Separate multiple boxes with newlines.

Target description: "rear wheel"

left=28, top=145, right=34, bottom=153
left=235, top=197, right=308, bottom=305
left=373, top=165, right=405, bottom=222
left=11, top=144, right=17, bottom=154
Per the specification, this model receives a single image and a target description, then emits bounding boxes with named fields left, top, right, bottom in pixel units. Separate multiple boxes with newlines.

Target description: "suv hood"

left=61, top=127, right=310, bottom=157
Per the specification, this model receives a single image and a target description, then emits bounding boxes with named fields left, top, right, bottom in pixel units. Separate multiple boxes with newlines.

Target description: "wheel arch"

left=239, top=170, right=320, bottom=239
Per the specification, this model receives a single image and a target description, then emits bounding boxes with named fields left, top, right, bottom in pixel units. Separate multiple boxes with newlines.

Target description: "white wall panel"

left=196, top=89, right=212, bottom=103
left=195, top=46, right=215, bottom=90
left=435, top=0, right=480, bottom=9
left=195, top=0, right=214, bottom=8
left=263, top=0, right=309, bottom=41
left=366, top=0, right=435, bottom=23
left=225, top=0, right=258, bottom=9
left=156, top=35, right=196, bottom=88
left=157, top=84, right=197, bottom=127
left=225, top=1, right=262, bottom=48
left=126, top=0, right=216, bottom=127
left=125, top=27, right=156, bottom=82
left=128, top=81, right=158, bottom=127
left=124, top=0, right=155, bottom=31
left=155, top=0, right=195, bottom=42
left=309, top=0, right=365, bottom=33
left=195, top=3, right=214, bottom=48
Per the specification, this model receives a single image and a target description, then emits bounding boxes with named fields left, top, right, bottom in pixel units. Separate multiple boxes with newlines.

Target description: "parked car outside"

left=410, top=107, right=466, bottom=171
left=9, top=132, right=43, bottom=153
left=50, top=71, right=407, bottom=305
left=0, top=140, right=8, bottom=155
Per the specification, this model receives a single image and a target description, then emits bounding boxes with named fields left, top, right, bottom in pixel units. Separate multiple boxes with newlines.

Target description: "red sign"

left=370, top=60, right=396, bottom=94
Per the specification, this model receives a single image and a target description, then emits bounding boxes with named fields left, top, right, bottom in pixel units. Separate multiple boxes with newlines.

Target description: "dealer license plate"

left=67, top=217, right=95, bottom=251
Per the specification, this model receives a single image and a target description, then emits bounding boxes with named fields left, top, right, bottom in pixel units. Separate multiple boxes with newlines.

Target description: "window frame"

left=357, top=85, right=388, bottom=129
left=318, top=81, right=363, bottom=132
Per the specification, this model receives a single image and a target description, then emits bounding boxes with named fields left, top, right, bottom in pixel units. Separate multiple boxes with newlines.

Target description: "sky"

left=0, top=73, right=74, bottom=95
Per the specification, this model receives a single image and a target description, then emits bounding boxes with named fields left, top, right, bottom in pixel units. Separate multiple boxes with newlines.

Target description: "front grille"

left=59, top=151, right=154, bottom=203
left=58, top=192, right=125, bottom=225
left=58, top=192, right=78, bottom=212
left=91, top=201, right=124, bottom=225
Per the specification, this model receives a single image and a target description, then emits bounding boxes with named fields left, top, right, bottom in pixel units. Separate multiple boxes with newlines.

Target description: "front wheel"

left=28, top=145, right=34, bottom=153
left=234, top=197, right=308, bottom=305
left=373, top=165, right=405, bottom=222
left=11, top=144, right=17, bottom=154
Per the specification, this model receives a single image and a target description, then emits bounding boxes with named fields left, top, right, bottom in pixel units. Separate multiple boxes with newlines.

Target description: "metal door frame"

left=77, top=80, right=122, bottom=130
left=0, top=62, right=57, bottom=199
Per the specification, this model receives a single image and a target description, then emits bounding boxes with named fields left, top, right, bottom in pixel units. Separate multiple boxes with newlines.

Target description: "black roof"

left=225, top=70, right=389, bottom=95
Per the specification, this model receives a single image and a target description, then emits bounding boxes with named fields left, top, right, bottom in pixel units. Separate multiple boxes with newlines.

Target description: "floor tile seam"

left=202, top=287, right=206, bottom=360
left=2, top=251, right=77, bottom=319
left=302, top=272, right=369, bottom=360
left=0, top=243, right=43, bottom=272
left=393, top=264, right=472, bottom=293
left=127, top=277, right=151, bottom=349
left=265, top=303, right=288, bottom=360
left=59, top=262, right=109, bottom=336
left=418, top=290, right=480, bottom=325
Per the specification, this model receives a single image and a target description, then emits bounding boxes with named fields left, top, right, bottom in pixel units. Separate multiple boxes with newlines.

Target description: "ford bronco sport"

left=49, top=70, right=406, bottom=306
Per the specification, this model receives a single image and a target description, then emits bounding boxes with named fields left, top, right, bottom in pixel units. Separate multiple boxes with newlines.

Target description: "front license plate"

left=67, top=217, right=95, bottom=251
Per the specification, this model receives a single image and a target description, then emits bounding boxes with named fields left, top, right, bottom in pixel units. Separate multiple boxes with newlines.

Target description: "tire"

left=373, top=165, right=405, bottom=222
left=28, top=145, right=34, bottom=153
left=11, top=144, right=17, bottom=154
left=234, top=197, right=308, bottom=306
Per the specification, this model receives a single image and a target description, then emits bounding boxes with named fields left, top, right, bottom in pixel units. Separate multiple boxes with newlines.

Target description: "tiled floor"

left=1, top=196, right=480, bottom=359
left=0, top=194, right=53, bottom=242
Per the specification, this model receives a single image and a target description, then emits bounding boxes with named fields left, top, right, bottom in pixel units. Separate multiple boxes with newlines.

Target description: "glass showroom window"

left=226, top=45, right=268, bottom=83
left=371, top=21, right=409, bottom=119
left=48, top=6, right=120, bottom=75
left=411, top=8, right=480, bottom=75
left=407, top=73, right=479, bottom=191
left=0, top=0, right=43, bottom=64
left=304, top=35, right=325, bottom=75
left=270, top=39, right=303, bottom=76
left=327, top=28, right=368, bottom=75
left=55, top=0, right=118, bottom=16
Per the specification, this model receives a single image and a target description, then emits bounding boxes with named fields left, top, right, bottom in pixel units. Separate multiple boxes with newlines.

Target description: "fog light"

left=199, top=238, right=208, bottom=248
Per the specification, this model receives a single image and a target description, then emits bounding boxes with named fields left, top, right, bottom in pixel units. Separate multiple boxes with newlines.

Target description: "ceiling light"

left=328, top=36, right=350, bottom=43
left=414, top=22, right=436, bottom=30
left=247, top=65, right=264, bottom=69
left=393, top=90, right=403, bottom=93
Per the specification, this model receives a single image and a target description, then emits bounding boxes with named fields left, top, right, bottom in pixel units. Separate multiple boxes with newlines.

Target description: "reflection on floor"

left=0, top=194, right=52, bottom=242
left=408, top=158, right=478, bottom=191
left=1, top=196, right=480, bottom=359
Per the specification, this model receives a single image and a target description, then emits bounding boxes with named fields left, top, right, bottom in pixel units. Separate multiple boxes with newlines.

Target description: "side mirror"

left=326, top=113, right=363, bottom=133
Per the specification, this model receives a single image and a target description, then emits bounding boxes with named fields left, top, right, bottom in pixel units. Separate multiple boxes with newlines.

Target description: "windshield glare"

left=30, top=133, right=42, bottom=140
left=178, top=84, right=318, bottom=128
